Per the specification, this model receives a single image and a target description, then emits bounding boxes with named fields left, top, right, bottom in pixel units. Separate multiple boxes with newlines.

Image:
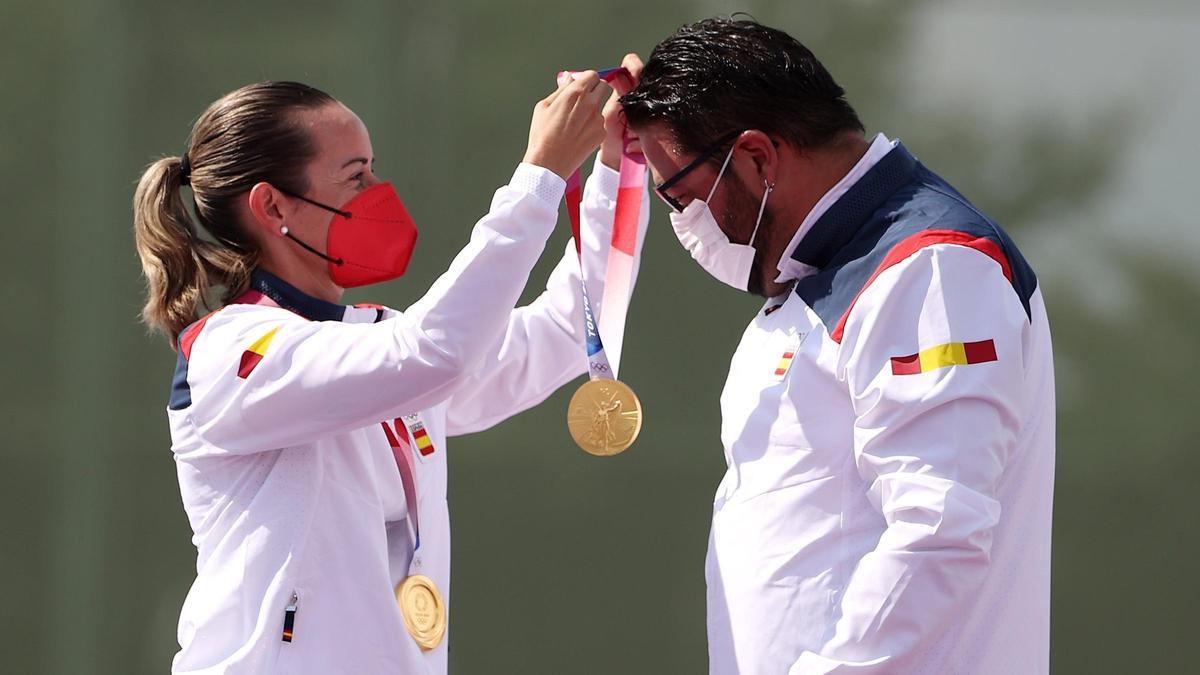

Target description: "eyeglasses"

left=654, top=130, right=742, bottom=213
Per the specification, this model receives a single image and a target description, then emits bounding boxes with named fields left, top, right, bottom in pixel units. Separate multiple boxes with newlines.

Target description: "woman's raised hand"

left=522, top=71, right=610, bottom=180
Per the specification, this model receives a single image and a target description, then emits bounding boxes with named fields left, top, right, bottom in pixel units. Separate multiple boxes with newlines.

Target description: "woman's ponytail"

left=133, top=156, right=205, bottom=347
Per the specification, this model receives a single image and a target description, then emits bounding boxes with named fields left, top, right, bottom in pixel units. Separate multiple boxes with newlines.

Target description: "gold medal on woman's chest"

left=395, top=574, right=446, bottom=651
left=567, top=378, right=643, bottom=456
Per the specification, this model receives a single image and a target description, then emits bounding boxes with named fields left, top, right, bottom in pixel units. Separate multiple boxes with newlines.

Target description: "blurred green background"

left=2, top=0, right=1197, bottom=672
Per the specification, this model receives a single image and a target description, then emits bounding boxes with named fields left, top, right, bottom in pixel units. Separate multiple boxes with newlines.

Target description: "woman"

left=134, top=70, right=646, bottom=673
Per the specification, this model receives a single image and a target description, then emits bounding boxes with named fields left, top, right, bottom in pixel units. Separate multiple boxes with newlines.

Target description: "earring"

left=280, top=225, right=289, bottom=235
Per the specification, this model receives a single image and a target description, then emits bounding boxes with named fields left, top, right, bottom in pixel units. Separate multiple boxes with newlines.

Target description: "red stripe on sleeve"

left=236, top=351, right=263, bottom=379
left=830, top=230, right=1013, bottom=343
left=890, top=353, right=923, bottom=375
left=963, top=339, right=998, bottom=364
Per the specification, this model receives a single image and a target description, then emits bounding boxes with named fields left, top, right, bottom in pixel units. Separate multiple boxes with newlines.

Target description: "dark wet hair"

left=621, top=17, right=864, bottom=156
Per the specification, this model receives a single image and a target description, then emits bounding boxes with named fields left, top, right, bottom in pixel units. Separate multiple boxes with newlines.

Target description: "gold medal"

left=395, top=574, right=446, bottom=651
left=567, top=378, right=643, bottom=456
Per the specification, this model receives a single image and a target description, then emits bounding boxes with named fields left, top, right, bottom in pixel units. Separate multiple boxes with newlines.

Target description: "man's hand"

left=523, top=71, right=610, bottom=180
left=599, top=53, right=645, bottom=170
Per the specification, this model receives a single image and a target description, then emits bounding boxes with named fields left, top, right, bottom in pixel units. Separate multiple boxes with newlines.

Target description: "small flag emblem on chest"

left=410, top=424, right=435, bottom=456
left=237, top=326, right=280, bottom=379
left=773, top=349, right=797, bottom=379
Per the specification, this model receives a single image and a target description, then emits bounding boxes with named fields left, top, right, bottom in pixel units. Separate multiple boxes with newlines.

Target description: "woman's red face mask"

left=279, top=182, right=419, bottom=288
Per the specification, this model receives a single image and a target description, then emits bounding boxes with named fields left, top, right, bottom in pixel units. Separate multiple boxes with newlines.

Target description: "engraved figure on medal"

left=567, top=379, right=643, bottom=456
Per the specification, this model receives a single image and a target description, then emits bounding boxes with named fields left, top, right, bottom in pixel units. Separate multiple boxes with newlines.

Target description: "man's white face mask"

left=668, top=144, right=773, bottom=291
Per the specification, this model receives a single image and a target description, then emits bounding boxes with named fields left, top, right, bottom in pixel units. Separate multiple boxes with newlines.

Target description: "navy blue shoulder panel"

left=168, top=349, right=192, bottom=411
left=793, top=147, right=1037, bottom=337
left=167, top=318, right=203, bottom=411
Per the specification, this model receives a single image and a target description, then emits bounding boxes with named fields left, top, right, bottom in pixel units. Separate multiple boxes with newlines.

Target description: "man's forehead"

left=634, top=125, right=687, bottom=181
left=636, top=125, right=684, bottom=156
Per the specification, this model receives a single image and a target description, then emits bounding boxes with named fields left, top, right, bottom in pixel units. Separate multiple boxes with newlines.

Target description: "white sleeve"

left=182, top=164, right=565, bottom=455
left=791, top=244, right=1029, bottom=674
left=444, top=156, right=650, bottom=436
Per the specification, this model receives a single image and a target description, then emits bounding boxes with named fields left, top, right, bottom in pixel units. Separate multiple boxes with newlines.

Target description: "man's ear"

left=247, top=182, right=288, bottom=237
left=736, top=130, right=779, bottom=187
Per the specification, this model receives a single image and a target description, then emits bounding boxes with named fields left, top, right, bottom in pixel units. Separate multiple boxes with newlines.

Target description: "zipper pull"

left=282, top=591, right=298, bottom=643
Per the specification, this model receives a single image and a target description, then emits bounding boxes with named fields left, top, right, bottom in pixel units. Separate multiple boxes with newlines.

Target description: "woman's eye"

left=351, top=172, right=364, bottom=183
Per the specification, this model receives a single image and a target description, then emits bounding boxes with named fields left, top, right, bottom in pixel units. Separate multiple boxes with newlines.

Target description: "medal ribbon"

left=381, top=418, right=421, bottom=551
left=559, top=66, right=646, bottom=381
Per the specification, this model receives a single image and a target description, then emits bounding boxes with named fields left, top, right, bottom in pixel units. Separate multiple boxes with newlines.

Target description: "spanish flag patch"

left=891, top=339, right=997, bottom=376
left=238, top=326, right=280, bottom=379
left=411, top=424, right=435, bottom=457
left=773, top=349, right=797, bottom=379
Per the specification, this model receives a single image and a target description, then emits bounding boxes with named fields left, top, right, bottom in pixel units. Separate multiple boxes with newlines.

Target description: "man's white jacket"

left=707, top=138, right=1055, bottom=674
left=165, top=160, right=647, bottom=674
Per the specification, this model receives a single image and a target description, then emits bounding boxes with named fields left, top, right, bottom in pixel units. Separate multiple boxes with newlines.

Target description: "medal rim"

left=395, top=574, right=446, bottom=650
left=567, top=378, right=643, bottom=456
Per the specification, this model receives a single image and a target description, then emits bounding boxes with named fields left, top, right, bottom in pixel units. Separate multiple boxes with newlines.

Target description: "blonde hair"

left=133, top=81, right=335, bottom=348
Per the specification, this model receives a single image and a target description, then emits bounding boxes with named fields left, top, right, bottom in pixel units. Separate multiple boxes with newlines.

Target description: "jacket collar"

left=789, top=142, right=919, bottom=271
left=249, top=269, right=347, bottom=322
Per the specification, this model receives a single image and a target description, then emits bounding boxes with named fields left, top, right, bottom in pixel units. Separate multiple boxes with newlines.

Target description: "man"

left=621, top=18, right=1054, bottom=674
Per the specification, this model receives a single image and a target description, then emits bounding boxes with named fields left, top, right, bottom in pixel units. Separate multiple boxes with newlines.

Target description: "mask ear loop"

left=706, top=144, right=738, bottom=203
left=276, top=187, right=352, bottom=219
left=281, top=228, right=345, bottom=266
left=747, top=180, right=774, bottom=247
left=274, top=187, right=349, bottom=266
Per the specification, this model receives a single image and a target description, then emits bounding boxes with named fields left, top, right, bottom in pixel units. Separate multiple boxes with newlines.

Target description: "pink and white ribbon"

left=558, top=67, right=646, bottom=381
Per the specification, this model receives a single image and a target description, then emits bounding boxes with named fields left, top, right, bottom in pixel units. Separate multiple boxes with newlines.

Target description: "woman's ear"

left=247, top=182, right=289, bottom=237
